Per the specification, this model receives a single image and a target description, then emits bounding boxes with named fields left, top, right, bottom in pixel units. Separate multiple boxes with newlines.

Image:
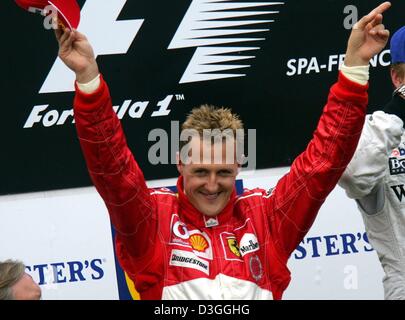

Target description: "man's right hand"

left=55, top=28, right=99, bottom=83
left=344, top=2, right=391, bottom=67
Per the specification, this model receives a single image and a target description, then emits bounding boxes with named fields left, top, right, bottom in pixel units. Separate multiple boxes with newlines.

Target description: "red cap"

left=15, top=0, right=80, bottom=30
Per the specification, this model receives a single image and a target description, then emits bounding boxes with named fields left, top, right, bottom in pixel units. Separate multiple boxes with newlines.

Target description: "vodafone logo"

left=173, top=220, right=190, bottom=240
left=40, top=0, right=144, bottom=94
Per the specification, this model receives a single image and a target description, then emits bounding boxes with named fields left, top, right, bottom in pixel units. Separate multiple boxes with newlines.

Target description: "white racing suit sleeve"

left=339, top=111, right=404, bottom=214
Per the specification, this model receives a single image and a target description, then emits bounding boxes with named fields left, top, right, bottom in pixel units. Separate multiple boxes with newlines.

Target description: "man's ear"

left=391, top=68, right=404, bottom=88
left=238, top=154, right=246, bottom=172
left=176, top=152, right=183, bottom=175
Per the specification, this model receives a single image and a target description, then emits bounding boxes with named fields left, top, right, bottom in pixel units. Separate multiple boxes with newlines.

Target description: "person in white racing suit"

left=339, top=25, right=405, bottom=300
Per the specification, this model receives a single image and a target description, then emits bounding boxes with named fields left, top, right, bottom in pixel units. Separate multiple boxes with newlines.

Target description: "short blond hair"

left=182, top=104, right=244, bottom=133
left=180, top=105, right=244, bottom=151
left=0, top=260, right=25, bottom=300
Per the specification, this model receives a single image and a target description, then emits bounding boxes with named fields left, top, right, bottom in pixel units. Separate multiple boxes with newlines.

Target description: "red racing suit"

left=73, top=72, right=368, bottom=300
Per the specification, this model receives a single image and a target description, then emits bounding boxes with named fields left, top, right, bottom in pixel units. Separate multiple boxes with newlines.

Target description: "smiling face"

left=177, top=137, right=239, bottom=217
left=178, top=104, right=244, bottom=216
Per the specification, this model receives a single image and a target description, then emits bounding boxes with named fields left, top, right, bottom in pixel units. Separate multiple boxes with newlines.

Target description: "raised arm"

left=55, top=28, right=157, bottom=260
left=267, top=2, right=391, bottom=258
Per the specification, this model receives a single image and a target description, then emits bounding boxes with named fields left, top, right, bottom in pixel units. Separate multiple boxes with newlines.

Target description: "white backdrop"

left=0, top=168, right=384, bottom=299
left=0, top=188, right=119, bottom=299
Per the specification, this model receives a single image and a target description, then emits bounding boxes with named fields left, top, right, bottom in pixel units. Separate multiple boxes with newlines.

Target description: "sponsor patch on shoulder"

left=239, top=233, right=260, bottom=256
left=234, top=219, right=260, bottom=257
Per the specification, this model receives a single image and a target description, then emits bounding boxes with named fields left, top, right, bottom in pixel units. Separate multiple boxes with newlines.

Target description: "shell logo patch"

left=190, top=234, right=209, bottom=252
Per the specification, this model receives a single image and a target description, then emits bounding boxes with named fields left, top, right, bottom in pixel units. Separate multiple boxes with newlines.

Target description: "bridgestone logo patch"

left=169, top=249, right=209, bottom=275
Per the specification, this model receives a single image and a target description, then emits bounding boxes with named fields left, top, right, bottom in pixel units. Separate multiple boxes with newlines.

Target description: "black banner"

left=1, top=0, right=403, bottom=195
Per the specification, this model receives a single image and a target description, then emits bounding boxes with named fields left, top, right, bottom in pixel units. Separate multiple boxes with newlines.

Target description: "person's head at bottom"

left=0, top=260, right=41, bottom=300
left=177, top=105, right=244, bottom=217
left=390, top=26, right=405, bottom=88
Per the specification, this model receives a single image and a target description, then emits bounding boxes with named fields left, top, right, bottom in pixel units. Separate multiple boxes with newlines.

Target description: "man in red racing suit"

left=55, top=3, right=391, bottom=299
